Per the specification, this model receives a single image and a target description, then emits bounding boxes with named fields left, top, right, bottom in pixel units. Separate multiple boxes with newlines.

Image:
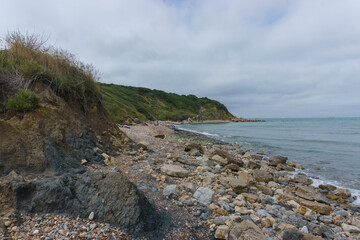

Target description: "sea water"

left=177, top=118, right=360, bottom=204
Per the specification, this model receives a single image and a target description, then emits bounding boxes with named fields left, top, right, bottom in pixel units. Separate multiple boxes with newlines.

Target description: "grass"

left=101, top=83, right=234, bottom=122
left=6, top=89, right=40, bottom=112
left=0, top=31, right=101, bottom=112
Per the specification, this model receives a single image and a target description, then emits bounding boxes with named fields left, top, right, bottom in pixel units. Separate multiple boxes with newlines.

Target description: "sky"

left=1, top=0, right=360, bottom=118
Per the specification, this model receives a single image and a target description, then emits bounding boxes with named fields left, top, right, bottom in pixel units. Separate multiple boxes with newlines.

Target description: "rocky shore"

left=1, top=123, right=360, bottom=239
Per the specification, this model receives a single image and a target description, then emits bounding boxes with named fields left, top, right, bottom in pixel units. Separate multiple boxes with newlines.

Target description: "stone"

left=178, top=182, right=196, bottom=193
left=298, top=199, right=332, bottom=215
left=238, top=171, right=254, bottom=184
left=342, top=223, right=360, bottom=233
left=228, top=220, right=266, bottom=240
left=137, top=141, right=149, bottom=150
left=214, top=208, right=228, bottom=216
left=260, top=165, right=275, bottom=174
left=163, top=185, right=177, bottom=199
left=235, top=206, right=253, bottom=215
left=4, top=220, right=11, bottom=227
left=81, top=159, right=87, bottom=165
left=88, top=212, right=94, bottom=220
left=154, top=134, right=165, bottom=139
left=335, top=210, right=348, bottom=218
left=352, top=217, right=360, bottom=228
left=300, top=226, right=309, bottom=233
left=33, top=229, right=39, bottom=235
left=288, top=161, right=296, bottom=167
left=212, top=154, right=228, bottom=166
left=282, top=229, right=304, bottom=240
left=269, top=155, right=288, bottom=165
left=318, top=184, right=336, bottom=192
left=184, top=143, right=204, bottom=154
left=287, top=200, right=300, bottom=209
left=247, top=160, right=261, bottom=169
left=326, top=188, right=351, bottom=201
left=224, top=163, right=240, bottom=171
left=220, top=177, right=248, bottom=194
left=262, top=217, right=275, bottom=228
left=242, top=193, right=259, bottom=203
left=293, top=174, right=313, bottom=185
left=193, top=187, right=214, bottom=206
left=252, top=169, right=273, bottom=182
left=261, top=195, right=275, bottom=205
left=295, top=186, right=325, bottom=202
left=215, top=225, right=230, bottom=239
left=160, top=164, right=189, bottom=178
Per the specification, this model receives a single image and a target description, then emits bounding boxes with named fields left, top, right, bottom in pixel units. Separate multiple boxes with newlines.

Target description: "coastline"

left=119, top=123, right=360, bottom=239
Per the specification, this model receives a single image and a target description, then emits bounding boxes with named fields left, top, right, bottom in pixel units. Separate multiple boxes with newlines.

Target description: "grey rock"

left=282, top=229, right=304, bottom=240
left=193, top=187, right=214, bottom=206
left=261, top=195, right=276, bottom=205
left=335, top=210, right=349, bottom=218
left=163, top=185, right=177, bottom=199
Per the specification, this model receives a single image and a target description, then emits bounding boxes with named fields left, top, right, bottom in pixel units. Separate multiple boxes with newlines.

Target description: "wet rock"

left=215, top=225, right=230, bottom=239
left=193, top=187, right=214, bottom=206
left=160, top=164, right=189, bottom=178
left=293, top=174, right=313, bottom=185
left=318, top=184, right=336, bottom=192
left=269, top=156, right=288, bottom=166
left=228, top=220, right=266, bottom=240
left=252, top=169, right=273, bottom=183
left=326, top=188, right=351, bottom=202
left=220, top=177, right=248, bottom=194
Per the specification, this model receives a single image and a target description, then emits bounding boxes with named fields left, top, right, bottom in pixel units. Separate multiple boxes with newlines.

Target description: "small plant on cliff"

left=6, top=89, right=40, bottom=112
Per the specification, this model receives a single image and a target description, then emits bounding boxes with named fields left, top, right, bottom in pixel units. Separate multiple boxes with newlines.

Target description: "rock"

left=81, top=159, right=87, bottom=165
left=298, top=199, right=332, bottom=215
left=242, top=193, right=259, bottom=203
left=260, top=165, right=275, bottom=174
left=11, top=226, right=19, bottom=232
left=214, top=208, right=228, bottom=216
left=318, top=184, right=336, bottom=192
left=352, top=217, right=360, bottom=228
left=154, top=134, right=165, bottom=139
left=88, top=212, right=94, bottom=220
left=269, top=155, right=288, bottom=165
left=261, top=195, right=275, bottom=205
left=288, top=161, right=296, bottom=167
left=220, top=177, right=248, bottom=194
left=4, top=220, right=11, bottom=227
left=212, top=155, right=228, bottom=166
left=215, top=225, right=230, bottom=239
left=282, top=228, right=304, bottom=240
left=262, top=217, right=275, bottom=228
left=189, top=149, right=202, bottom=157
left=293, top=174, right=313, bottom=185
left=252, top=169, right=273, bottom=182
left=247, top=160, right=261, bottom=169
left=178, top=182, right=196, bottom=193
left=228, top=220, right=266, bottom=240
left=224, top=163, right=240, bottom=171
left=33, top=229, right=39, bottom=235
left=295, top=186, right=325, bottom=203
left=303, top=233, right=324, bottom=240
left=287, top=200, right=300, bottom=209
left=326, top=188, right=351, bottom=201
left=342, top=223, right=360, bottom=233
left=137, top=141, right=149, bottom=150
left=176, top=157, right=200, bottom=166
left=160, top=164, right=189, bottom=178
left=235, top=206, right=253, bottom=215
left=335, top=210, right=348, bottom=218
left=214, top=149, right=243, bottom=166
left=238, top=171, right=254, bottom=185
left=300, top=226, right=309, bottom=233
left=184, top=143, right=204, bottom=154
left=193, top=187, right=214, bottom=206
left=163, top=185, right=177, bottom=199
left=12, top=171, right=160, bottom=233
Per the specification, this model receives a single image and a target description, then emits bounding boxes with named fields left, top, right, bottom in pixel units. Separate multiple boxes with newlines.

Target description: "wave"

left=176, top=127, right=220, bottom=137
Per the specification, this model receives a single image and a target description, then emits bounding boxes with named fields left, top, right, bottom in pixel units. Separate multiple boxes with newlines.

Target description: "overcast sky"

left=1, top=0, right=359, bottom=118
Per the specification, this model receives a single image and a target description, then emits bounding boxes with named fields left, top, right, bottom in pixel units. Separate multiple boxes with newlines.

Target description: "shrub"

left=6, top=89, right=40, bottom=112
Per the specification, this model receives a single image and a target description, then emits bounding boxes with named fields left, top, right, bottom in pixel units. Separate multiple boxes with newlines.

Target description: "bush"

left=6, top=89, right=40, bottom=112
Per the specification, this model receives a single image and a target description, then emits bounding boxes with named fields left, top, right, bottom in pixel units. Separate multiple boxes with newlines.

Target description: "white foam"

left=176, top=127, right=219, bottom=137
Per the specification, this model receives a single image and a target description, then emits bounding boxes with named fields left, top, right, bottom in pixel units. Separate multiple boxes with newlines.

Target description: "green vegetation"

left=101, top=83, right=234, bottom=122
left=6, top=89, right=40, bottom=112
left=0, top=32, right=100, bottom=112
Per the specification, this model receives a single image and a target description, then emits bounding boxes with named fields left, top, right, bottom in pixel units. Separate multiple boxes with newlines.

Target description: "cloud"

left=1, top=0, right=359, bottom=117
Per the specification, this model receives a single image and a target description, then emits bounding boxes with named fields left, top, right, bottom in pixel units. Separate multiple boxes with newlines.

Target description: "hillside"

left=101, top=83, right=234, bottom=122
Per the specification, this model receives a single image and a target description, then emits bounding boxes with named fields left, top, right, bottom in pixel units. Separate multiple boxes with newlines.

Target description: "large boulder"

left=327, top=188, right=351, bottom=202
left=160, top=164, right=189, bottom=178
left=228, top=220, right=267, bottom=240
left=220, top=177, right=248, bottom=194
left=8, top=171, right=159, bottom=233
left=293, top=174, right=313, bottom=185
left=213, top=149, right=243, bottom=166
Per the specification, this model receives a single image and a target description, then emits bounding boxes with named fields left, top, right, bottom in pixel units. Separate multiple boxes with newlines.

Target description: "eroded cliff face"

left=0, top=84, right=161, bottom=234
left=0, top=84, right=131, bottom=176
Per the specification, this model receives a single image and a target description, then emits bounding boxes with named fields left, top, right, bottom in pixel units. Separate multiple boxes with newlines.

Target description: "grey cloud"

left=1, top=0, right=359, bottom=117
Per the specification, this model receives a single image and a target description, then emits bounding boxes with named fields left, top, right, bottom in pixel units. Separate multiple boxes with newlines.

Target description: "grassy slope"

left=101, top=83, right=234, bottom=122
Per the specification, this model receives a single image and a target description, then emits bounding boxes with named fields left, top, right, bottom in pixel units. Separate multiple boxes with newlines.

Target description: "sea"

left=177, top=117, right=360, bottom=205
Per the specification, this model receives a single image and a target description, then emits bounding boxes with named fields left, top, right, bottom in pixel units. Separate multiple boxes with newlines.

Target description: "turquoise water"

left=178, top=118, right=360, bottom=203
